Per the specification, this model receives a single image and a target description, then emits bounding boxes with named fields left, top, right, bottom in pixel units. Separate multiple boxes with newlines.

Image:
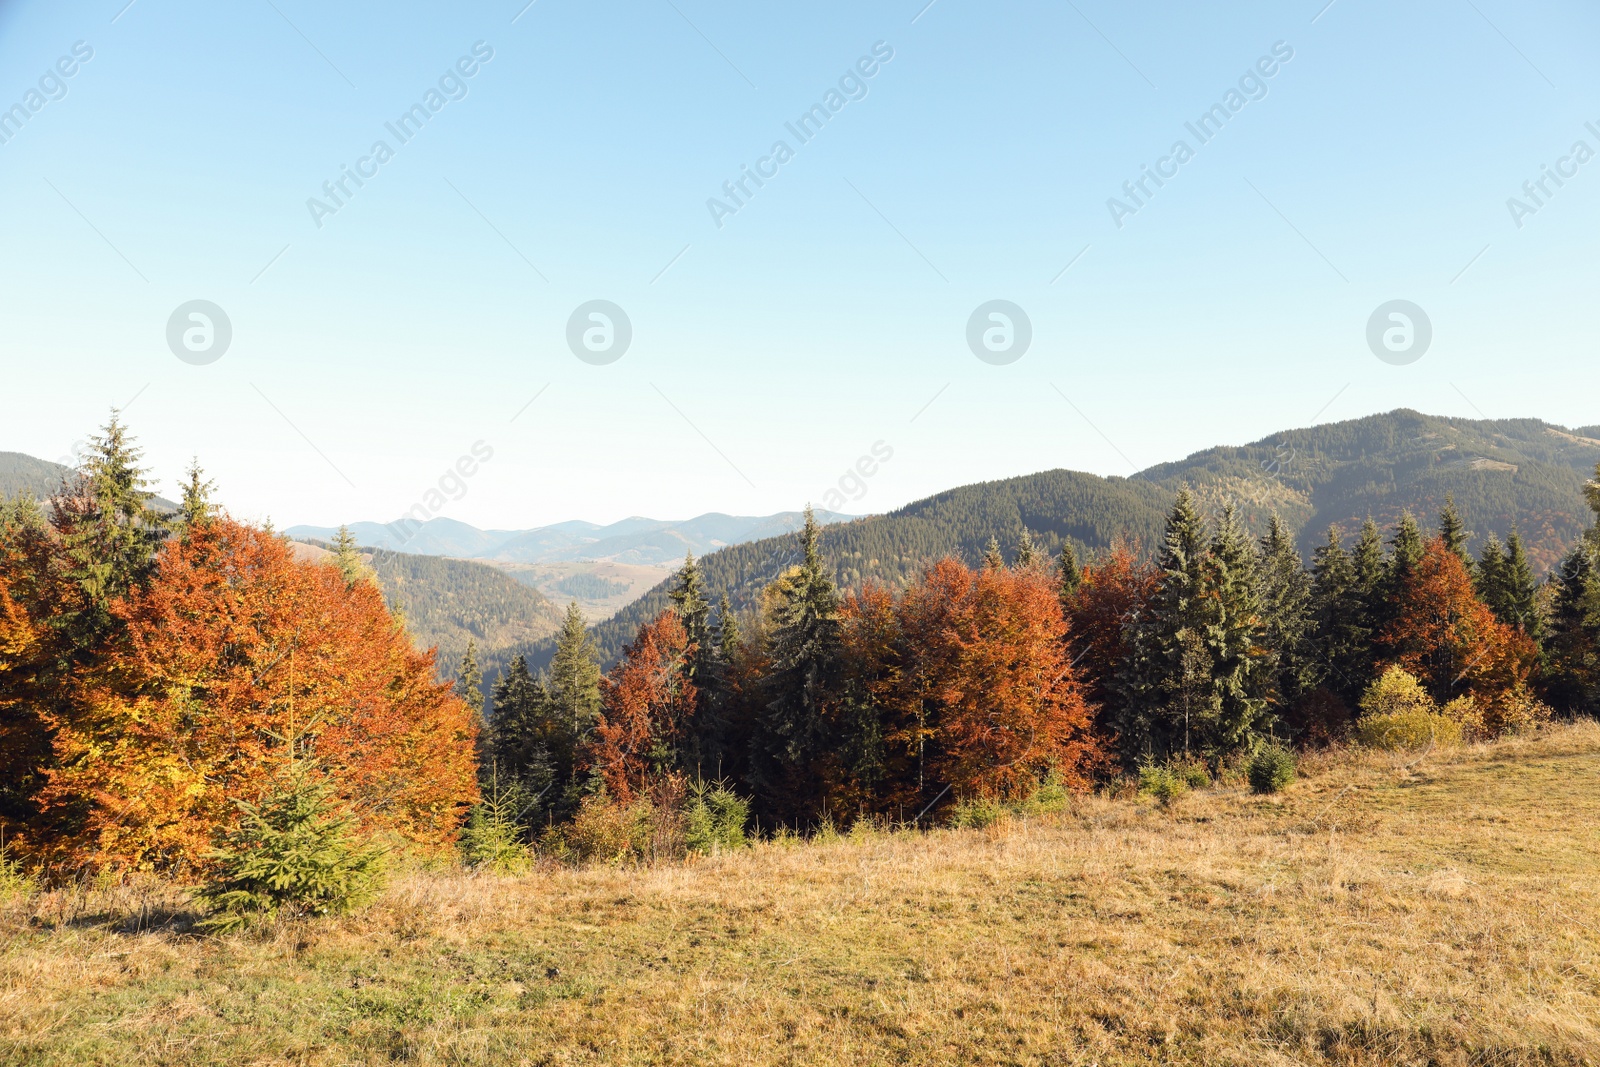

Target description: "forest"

left=4, top=413, right=1599, bottom=918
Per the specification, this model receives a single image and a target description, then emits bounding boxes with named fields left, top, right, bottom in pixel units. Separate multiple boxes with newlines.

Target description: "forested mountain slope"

left=506, top=410, right=1599, bottom=677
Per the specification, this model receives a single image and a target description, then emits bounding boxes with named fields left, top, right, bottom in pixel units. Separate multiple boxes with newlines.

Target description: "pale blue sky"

left=2, top=0, right=1597, bottom=529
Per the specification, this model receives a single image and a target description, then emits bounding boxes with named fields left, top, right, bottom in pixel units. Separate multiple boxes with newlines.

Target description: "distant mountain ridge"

left=285, top=510, right=854, bottom=567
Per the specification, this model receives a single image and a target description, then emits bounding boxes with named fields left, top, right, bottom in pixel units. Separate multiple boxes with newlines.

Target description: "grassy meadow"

left=3, top=724, right=1599, bottom=1066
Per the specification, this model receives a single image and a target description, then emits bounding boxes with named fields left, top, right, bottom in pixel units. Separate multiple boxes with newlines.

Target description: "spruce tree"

left=755, top=506, right=842, bottom=819
left=49, top=411, right=167, bottom=650
left=1500, top=528, right=1541, bottom=642
left=668, top=551, right=712, bottom=682
left=1258, top=514, right=1318, bottom=713
left=548, top=601, right=602, bottom=753
left=1546, top=544, right=1600, bottom=714
left=489, top=655, right=557, bottom=801
left=981, top=536, right=1005, bottom=571
left=1311, top=527, right=1364, bottom=705
left=1476, top=533, right=1508, bottom=615
left=1013, top=528, right=1040, bottom=569
left=178, top=459, right=217, bottom=529
left=1205, top=503, right=1273, bottom=752
left=1387, top=513, right=1425, bottom=594
left=1119, top=489, right=1213, bottom=760
left=455, top=639, right=485, bottom=735
left=1438, top=494, right=1471, bottom=570
left=1058, top=540, right=1081, bottom=606
left=330, top=525, right=372, bottom=586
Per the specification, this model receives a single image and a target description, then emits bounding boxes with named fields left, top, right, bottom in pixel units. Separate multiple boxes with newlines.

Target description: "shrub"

left=1013, top=768, right=1071, bottom=816
left=1354, top=710, right=1463, bottom=751
left=948, top=796, right=1007, bottom=829
left=555, top=789, right=655, bottom=865
left=1138, top=763, right=1187, bottom=804
left=195, top=762, right=386, bottom=933
left=1360, top=666, right=1437, bottom=719
left=0, top=837, right=36, bottom=900
left=1247, top=747, right=1296, bottom=794
left=1477, top=685, right=1554, bottom=739
left=684, top=779, right=749, bottom=855
left=462, top=773, right=533, bottom=875
left=1175, top=760, right=1211, bottom=790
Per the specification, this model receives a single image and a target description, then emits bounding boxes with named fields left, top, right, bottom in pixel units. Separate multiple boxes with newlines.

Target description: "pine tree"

left=1058, top=540, right=1081, bottom=606
left=1439, top=494, right=1471, bottom=570
left=330, top=525, right=372, bottom=586
left=1013, top=528, right=1040, bottom=569
left=1119, top=489, right=1213, bottom=760
left=754, top=506, right=842, bottom=820
left=1258, top=514, right=1318, bottom=713
left=178, top=459, right=217, bottom=529
left=1500, top=528, right=1541, bottom=642
left=1205, top=503, right=1273, bottom=752
left=981, top=536, right=1005, bottom=571
left=49, top=411, right=167, bottom=650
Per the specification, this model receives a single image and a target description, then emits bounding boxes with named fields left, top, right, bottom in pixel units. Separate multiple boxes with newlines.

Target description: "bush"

left=1354, top=709, right=1463, bottom=750
left=553, top=789, right=655, bottom=865
left=462, top=773, right=533, bottom=875
left=1013, top=768, right=1071, bottom=816
left=1476, top=685, right=1554, bottom=739
left=1138, top=763, right=1188, bottom=804
left=1247, top=747, right=1296, bottom=794
left=1174, top=760, right=1211, bottom=789
left=195, top=762, right=386, bottom=933
left=684, top=779, right=749, bottom=855
left=948, top=796, right=1007, bottom=829
left=1360, top=666, right=1437, bottom=719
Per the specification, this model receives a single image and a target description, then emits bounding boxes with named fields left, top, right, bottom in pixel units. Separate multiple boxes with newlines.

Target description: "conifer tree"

left=1546, top=544, right=1600, bottom=713
left=1387, top=512, right=1425, bottom=594
left=981, top=536, right=1005, bottom=571
left=548, top=601, right=602, bottom=760
left=178, top=459, right=217, bottom=529
left=1058, top=540, right=1081, bottom=605
left=1439, top=494, right=1471, bottom=570
left=1258, top=514, right=1318, bottom=712
left=715, top=592, right=741, bottom=658
left=1477, top=533, right=1508, bottom=614
left=489, top=655, right=556, bottom=800
left=1500, top=528, right=1541, bottom=642
left=1205, top=503, right=1274, bottom=751
left=754, top=506, right=842, bottom=820
left=668, top=551, right=711, bottom=670
left=455, top=639, right=485, bottom=733
left=1013, top=528, right=1040, bottom=569
left=330, top=525, right=372, bottom=586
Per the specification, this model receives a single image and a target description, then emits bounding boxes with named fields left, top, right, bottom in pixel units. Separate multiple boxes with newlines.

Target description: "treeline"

left=0, top=418, right=478, bottom=876
left=480, top=470, right=1600, bottom=831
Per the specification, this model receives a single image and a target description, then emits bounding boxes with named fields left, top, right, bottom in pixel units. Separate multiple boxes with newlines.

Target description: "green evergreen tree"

left=547, top=602, right=602, bottom=808
left=1500, top=528, right=1541, bottom=642
left=1013, top=528, right=1040, bottom=569
left=1476, top=533, right=1508, bottom=615
left=1258, top=514, right=1319, bottom=713
left=49, top=411, right=167, bottom=650
left=1204, top=502, right=1274, bottom=752
left=1438, top=494, right=1471, bottom=570
left=1311, top=527, right=1365, bottom=705
left=1386, top=512, right=1425, bottom=594
left=668, top=551, right=712, bottom=681
left=715, top=592, right=741, bottom=658
left=1058, top=540, right=1081, bottom=606
left=1119, top=489, right=1213, bottom=760
left=330, top=525, right=372, bottom=586
left=754, top=506, right=842, bottom=820
left=1546, top=544, right=1600, bottom=714
left=455, top=639, right=486, bottom=766
left=981, top=536, right=1005, bottom=571
left=489, top=655, right=557, bottom=804
left=177, top=458, right=217, bottom=530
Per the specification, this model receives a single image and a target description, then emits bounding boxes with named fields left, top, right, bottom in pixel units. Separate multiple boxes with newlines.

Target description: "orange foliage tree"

left=1378, top=537, right=1536, bottom=712
left=26, top=517, right=478, bottom=874
left=889, top=558, right=1103, bottom=803
left=586, top=609, right=697, bottom=805
left=1064, top=539, right=1157, bottom=728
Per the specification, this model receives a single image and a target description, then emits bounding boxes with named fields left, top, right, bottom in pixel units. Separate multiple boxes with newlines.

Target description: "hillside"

left=7, top=723, right=1598, bottom=1064
left=523, top=410, right=1600, bottom=675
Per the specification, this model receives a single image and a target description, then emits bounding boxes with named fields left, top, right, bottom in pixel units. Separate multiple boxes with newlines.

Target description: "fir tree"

left=1119, top=489, right=1212, bottom=760
left=1311, top=527, right=1365, bottom=705
left=1258, top=514, right=1319, bottom=713
left=1546, top=544, right=1600, bottom=714
left=981, top=536, right=1005, bottom=571
left=715, top=592, right=741, bottom=658
left=1438, top=494, right=1471, bottom=570
left=455, top=639, right=485, bottom=735
left=1500, top=528, right=1541, bottom=642
left=668, top=551, right=712, bottom=683
left=1013, top=528, right=1040, bottom=569
left=1387, top=513, right=1425, bottom=594
left=1058, top=540, right=1081, bottom=606
left=330, top=525, right=372, bottom=586
left=1476, top=533, right=1508, bottom=614
left=754, top=506, right=842, bottom=820
left=178, top=459, right=217, bottom=529
left=489, top=655, right=556, bottom=801
left=1204, top=502, right=1273, bottom=752
left=549, top=602, right=602, bottom=737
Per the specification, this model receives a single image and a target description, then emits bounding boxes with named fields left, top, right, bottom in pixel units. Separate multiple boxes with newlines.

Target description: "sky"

left=1, top=0, right=1597, bottom=530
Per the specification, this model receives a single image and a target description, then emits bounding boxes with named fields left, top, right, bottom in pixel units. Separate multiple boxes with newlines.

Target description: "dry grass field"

left=3, top=724, right=1599, bottom=1066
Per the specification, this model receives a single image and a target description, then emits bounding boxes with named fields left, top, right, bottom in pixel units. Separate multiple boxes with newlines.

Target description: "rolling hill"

left=506, top=410, right=1600, bottom=679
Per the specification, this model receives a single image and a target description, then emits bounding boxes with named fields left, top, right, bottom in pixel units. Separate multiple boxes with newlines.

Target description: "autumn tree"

left=585, top=610, right=697, bottom=805
left=25, top=517, right=478, bottom=875
left=1063, top=538, right=1155, bottom=736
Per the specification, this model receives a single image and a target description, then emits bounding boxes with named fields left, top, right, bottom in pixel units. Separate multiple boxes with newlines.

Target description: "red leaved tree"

left=1064, top=538, right=1157, bottom=728
left=27, top=517, right=478, bottom=874
left=1378, top=537, right=1537, bottom=713
left=586, top=609, right=697, bottom=805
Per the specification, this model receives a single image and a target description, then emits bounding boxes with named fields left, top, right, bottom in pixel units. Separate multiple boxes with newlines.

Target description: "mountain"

left=0, top=452, right=72, bottom=501
left=501, top=410, right=1600, bottom=679
left=284, top=510, right=854, bottom=567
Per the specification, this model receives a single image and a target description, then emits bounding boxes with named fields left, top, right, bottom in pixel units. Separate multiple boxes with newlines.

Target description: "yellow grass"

left=4, top=723, right=1600, bottom=1065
